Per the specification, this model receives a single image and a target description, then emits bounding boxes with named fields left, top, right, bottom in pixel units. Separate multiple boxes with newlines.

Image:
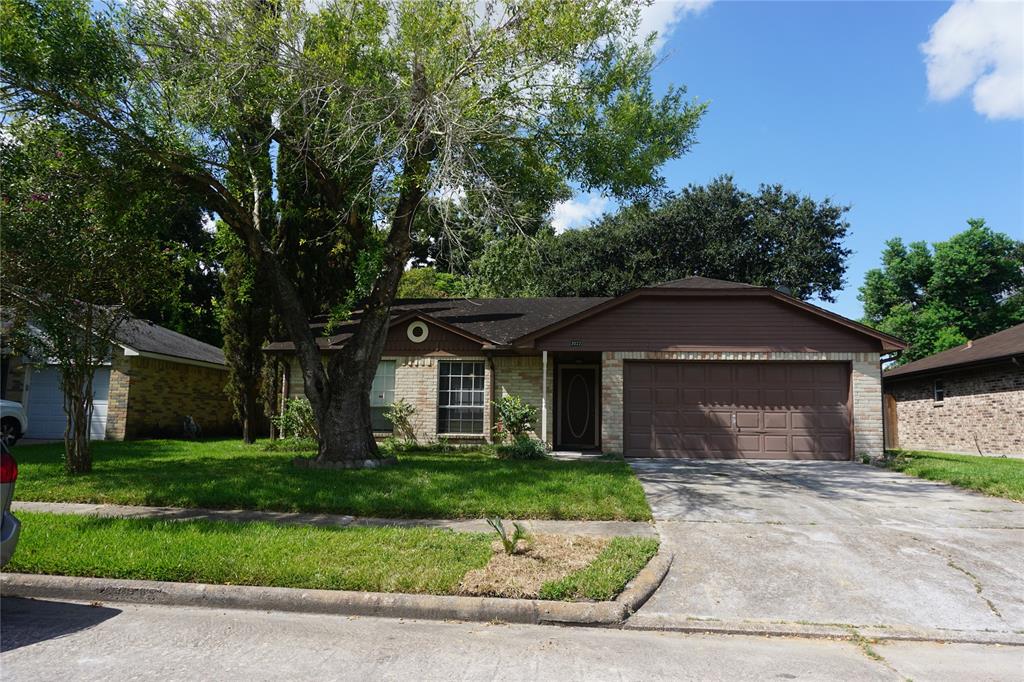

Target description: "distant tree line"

left=400, top=175, right=853, bottom=303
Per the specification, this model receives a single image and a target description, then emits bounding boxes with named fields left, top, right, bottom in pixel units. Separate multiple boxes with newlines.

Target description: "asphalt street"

left=2, top=597, right=1021, bottom=681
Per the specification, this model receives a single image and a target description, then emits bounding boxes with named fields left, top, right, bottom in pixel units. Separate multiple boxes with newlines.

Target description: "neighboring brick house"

left=267, top=277, right=905, bottom=460
left=1, top=317, right=236, bottom=441
left=883, top=323, right=1024, bottom=457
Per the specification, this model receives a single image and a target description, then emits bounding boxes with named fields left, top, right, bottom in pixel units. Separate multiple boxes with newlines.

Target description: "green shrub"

left=272, top=397, right=317, bottom=440
left=384, top=399, right=417, bottom=443
left=495, top=434, right=547, bottom=460
left=261, top=437, right=317, bottom=453
left=492, top=394, right=537, bottom=444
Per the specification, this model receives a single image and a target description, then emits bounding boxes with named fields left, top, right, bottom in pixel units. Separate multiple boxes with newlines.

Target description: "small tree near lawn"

left=1, top=122, right=171, bottom=473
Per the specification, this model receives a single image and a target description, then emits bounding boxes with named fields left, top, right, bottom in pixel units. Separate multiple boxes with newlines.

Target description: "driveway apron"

left=626, top=459, right=1024, bottom=638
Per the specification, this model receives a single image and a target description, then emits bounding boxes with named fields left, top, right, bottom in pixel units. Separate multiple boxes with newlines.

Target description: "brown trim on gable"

left=514, top=287, right=906, bottom=352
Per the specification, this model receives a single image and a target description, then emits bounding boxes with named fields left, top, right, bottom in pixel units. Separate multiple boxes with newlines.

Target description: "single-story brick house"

left=1, top=318, right=236, bottom=441
left=883, top=322, right=1024, bottom=457
left=268, top=277, right=905, bottom=460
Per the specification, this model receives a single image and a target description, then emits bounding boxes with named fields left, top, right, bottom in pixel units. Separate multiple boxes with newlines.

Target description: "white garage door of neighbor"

left=26, top=367, right=110, bottom=440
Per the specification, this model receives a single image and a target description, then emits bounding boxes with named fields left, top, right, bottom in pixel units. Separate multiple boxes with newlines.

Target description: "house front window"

left=438, top=360, right=485, bottom=434
left=933, top=379, right=945, bottom=404
left=371, top=361, right=396, bottom=432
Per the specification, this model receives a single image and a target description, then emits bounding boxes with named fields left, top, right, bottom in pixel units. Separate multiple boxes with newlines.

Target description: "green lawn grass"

left=6, top=512, right=493, bottom=594
left=7, top=512, right=657, bottom=600
left=885, top=449, right=1024, bottom=501
left=539, top=537, right=660, bottom=601
left=13, top=439, right=652, bottom=520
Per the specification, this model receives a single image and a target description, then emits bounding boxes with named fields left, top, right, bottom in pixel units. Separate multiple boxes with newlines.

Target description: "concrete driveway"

left=627, top=459, right=1024, bottom=640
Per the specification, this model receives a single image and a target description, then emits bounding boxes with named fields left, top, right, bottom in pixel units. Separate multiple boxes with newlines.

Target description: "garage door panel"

left=707, top=410, right=733, bottom=427
left=653, top=410, right=679, bottom=427
left=707, top=388, right=733, bottom=404
left=626, top=409, right=652, bottom=427
left=788, top=365, right=815, bottom=383
left=26, top=367, right=109, bottom=440
left=626, top=387, right=652, bottom=407
left=707, top=365, right=732, bottom=383
left=708, top=433, right=738, bottom=452
left=682, top=388, right=705, bottom=404
left=734, top=364, right=760, bottom=384
left=679, top=410, right=706, bottom=427
left=654, top=364, right=680, bottom=383
left=735, top=411, right=760, bottom=429
left=623, top=361, right=850, bottom=460
left=815, top=364, right=846, bottom=382
left=816, top=388, right=845, bottom=405
left=735, top=434, right=761, bottom=453
left=653, top=431, right=682, bottom=451
left=789, top=388, right=815, bottom=405
left=735, top=388, right=760, bottom=406
left=654, top=387, right=678, bottom=405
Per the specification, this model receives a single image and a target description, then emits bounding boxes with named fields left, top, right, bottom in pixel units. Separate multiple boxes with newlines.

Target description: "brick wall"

left=600, top=351, right=884, bottom=459
left=886, top=362, right=1024, bottom=457
left=118, top=353, right=236, bottom=439
left=492, top=355, right=554, bottom=444
left=104, top=348, right=132, bottom=439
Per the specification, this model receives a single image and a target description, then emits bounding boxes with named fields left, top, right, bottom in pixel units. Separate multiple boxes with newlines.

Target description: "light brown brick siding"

left=886, top=363, right=1024, bottom=457
left=112, top=349, right=235, bottom=439
left=601, top=351, right=884, bottom=459
left=105, top=349, right=131, bottom=440
left=287, top=355, right=493, bottom=444
left=492, top=355, right=554, bottom=444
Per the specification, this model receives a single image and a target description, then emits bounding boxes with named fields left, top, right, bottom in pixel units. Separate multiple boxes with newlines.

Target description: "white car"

left=0, top=400, right=27, bottom=446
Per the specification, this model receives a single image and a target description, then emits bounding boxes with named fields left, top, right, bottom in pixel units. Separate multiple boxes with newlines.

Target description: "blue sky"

left=554, top=1, right=1024, bottom=320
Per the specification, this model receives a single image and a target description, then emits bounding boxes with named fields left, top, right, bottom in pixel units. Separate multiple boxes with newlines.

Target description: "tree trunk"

left=62, top=374, right=93, bottom=474
left=308, top=153, right=427, bottom=464
left=241, top=381, right=263, bottom=444
left=316, top=376, right=378, bottom=462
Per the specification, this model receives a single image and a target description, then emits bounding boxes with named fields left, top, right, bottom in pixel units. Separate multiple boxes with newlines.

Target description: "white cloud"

left=551, top=193, right=610, bottom=233
left=637, top=0, right=714, bottom=52
left=921, top=0, right=1024, bottom=120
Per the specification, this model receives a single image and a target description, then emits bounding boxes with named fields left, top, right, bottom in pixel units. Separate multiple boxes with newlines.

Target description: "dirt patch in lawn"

left=458, top=534, right=609, bottom=599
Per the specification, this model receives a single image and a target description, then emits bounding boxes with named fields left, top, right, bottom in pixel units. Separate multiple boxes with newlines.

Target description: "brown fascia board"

left=513, top=287, right=907, bottom=352
left=884, top=354, right=1022, bottom=383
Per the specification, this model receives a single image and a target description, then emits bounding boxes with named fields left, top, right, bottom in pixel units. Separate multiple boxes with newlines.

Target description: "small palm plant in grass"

left=486, top=517, right=528, bottom=555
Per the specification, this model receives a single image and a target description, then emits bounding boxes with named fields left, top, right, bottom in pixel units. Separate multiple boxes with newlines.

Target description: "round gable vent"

left=407, top=320, right=429, bottom=343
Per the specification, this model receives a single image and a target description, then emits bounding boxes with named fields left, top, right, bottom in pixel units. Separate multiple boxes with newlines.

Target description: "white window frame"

left=370, top=360, right=396, bottom=432
left=933, top=379, right=945, bottom=404
left=437, top=359, right=485, bottom=435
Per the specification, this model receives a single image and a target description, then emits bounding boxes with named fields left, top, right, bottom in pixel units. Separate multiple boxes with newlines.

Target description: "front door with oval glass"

left=557, top=365, right=599, bottom=449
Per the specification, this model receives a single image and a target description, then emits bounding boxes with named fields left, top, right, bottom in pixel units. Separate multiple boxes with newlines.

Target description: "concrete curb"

left=623, top=615, right=1024, bottom=647
left=0, top=551, right=673, bottom=628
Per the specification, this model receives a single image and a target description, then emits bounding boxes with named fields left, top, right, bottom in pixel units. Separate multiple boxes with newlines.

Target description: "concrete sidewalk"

left=11, top=501, right=656, bottom=538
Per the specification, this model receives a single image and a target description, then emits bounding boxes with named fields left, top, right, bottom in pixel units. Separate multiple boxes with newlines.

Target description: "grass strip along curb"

left=882, top=450, right=1024, bottom=501
left=1, top=553, right=674, bottom=627
left=7, top=513, right=493, bottom=594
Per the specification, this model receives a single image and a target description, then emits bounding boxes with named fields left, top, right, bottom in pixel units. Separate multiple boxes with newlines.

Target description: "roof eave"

left=884, top=353, right=1023, bottom=381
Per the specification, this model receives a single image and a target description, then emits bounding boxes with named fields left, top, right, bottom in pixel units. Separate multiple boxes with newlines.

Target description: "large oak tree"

left=2, top=0, right=704, bottom=464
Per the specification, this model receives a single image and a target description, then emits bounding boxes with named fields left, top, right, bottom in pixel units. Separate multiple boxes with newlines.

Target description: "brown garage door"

left=624, top=362, right=851, bottom=460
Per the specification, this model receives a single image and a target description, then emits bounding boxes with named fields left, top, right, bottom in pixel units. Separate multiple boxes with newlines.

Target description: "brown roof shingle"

left=885, top=322, right=1024, bottom=379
